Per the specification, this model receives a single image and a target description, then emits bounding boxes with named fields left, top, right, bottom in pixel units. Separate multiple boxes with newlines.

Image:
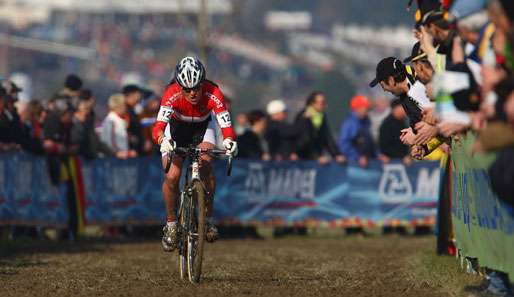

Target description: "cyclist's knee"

left=164, top=171, right=180, bottom=187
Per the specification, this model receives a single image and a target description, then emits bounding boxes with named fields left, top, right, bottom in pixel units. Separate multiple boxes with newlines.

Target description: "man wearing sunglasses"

left=152, top=56, right=237, bottom=252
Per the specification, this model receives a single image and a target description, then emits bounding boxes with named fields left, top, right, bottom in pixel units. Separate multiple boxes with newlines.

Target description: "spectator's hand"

left=481, top=65, right=506, bottom=99
left=413, top=28, right=422, bottom=40
left=451, top=36, right=465, bottom=64
left=437, top=121, right=468, bottom=137
left=0, top=143, right=17, bottom=151
left=144, top=140, right=154, bottom=153
left=335, top=155, right=346, bottom=164
left=262, top=153, right=272, bottom=161
left=411, top=145, right=426, bottom=160
left=378, top=154, right=390, bottom=164
left=128, top=150, right=138, bottom=158
left=289, top=153, right=299, bottom=161
left=422, top=108, right=437, bottom=125
left=358, top=156, right=368, bottom=168
left=471, top=139, right=485, bottom=154
left=43, top=140, right=66, bottom=154
left=480, top=100, right=496, bottom=119
left=419, top=26, right=436, bottom=57
left=274, top=154, right=284, bottom=161
left=400, top=128, right=416, bottom=145
left=402, top=155, right=413, bottom=166
left=317, top=155, right=330, bottom=165
left=470, top=112, right=487, bottom=131
left=116, top=151, right=129, bottom=159
left=414, top=121, right=438, bottom=145
left=440, top=143, right=451, bottom=154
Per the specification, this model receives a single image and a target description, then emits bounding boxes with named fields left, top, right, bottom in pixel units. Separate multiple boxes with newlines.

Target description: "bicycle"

left=164, top=146, right=233, bottom=284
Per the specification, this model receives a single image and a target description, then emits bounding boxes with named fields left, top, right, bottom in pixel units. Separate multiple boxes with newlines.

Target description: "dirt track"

left=1, top=235, right=482, bottom=297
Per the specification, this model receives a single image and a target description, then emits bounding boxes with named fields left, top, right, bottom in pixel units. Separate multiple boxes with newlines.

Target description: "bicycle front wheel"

left=187, top=180, right=206, bottom=284
left=178, top=191, right=188, bottom=280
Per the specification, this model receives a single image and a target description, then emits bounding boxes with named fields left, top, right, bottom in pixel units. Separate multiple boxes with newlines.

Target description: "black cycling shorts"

left=168, top=118, right=210, bottom=148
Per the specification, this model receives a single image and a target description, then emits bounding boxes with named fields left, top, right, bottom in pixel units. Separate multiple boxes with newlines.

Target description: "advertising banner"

left=451, top=132, right=514, bottom=277
left=213, top=159, right=439, bottom=226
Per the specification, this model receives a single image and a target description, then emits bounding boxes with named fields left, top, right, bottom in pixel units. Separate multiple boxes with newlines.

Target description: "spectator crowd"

left=0, top=71, right=419, bottom=170
left=364, top=0, right=513, bottom=295
left=1, top=0, right=513, bottom=186
left=0, top=74, right=161, bottom=162
left=1, top=0, right=513, bottom=293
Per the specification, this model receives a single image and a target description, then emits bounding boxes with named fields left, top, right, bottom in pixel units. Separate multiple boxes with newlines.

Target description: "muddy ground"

left=1, top=235, right=487, bottom=297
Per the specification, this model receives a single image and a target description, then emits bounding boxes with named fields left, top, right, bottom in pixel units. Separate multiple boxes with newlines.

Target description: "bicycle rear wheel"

left=187, top=180, right=206, bottom=283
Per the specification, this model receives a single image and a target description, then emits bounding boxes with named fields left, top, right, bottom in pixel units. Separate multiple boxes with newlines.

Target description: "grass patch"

left=410, top=250, right=488, bottom=297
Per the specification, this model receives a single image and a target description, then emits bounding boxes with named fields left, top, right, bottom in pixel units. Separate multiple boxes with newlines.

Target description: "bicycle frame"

left=165, top=146, right=232, bottom=283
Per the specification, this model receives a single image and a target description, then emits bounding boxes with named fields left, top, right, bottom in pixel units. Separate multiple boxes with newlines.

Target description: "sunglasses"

left=182, top=86, right=201, bottom=93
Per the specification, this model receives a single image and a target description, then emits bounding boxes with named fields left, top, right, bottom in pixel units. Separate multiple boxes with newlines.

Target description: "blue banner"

left=82, top=156, right=164, bottom=225
left=0, top=153, right=440, bottom=227
left=213, top=160, right=440, bottom=226
left=0, top=153, right=67, bottom=226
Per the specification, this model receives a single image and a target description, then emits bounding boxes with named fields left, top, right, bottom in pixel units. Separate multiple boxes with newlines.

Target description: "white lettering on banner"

left=379, top=164, right=440, bottom=203
left=416, top=168, right=440, bottom=198
left=412, top=208, right=437, bottom=216
left=244, top=164, right=317, bottom=199
left=108, top=165, right=138, bottom=197
left=245, top=163, right=266, bottom=201
left=81, top=165, right=93, bottom=194
left=14, top=160, right=32, bottom=199
left=301, top=170, right=317, bottom=199
left=379, top=164, right=412, bottom=203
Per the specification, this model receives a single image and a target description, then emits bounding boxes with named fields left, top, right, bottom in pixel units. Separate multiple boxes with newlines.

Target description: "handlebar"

left=164, top=147, right=233, bottom=177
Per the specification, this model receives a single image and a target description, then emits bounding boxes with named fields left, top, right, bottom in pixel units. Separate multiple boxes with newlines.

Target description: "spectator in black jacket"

left=0, top=87, right=18, bottom=151
left=18, top=100, right=46, bottom=154
left=378, top=99, right=412, bottom=165
left=51, top=74, right=83, bottom=112
left=237, top=110, right=270, bottom=160
left=123, top=84, right=145, bottom=154
left=294, top=91, right=345, bottom=164
left=265, top=99, right=298, bottom=161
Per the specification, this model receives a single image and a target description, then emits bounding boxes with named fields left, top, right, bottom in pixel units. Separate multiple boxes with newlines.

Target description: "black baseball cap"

left=65, top=74, right=83, bottom=91
left=369, top=57, right=404, bottom=88
left=403, top=42, right=427, bottom=63
left=422, top=10, right=447, bottom=26
left=1, top=80, right=22, bottom=94
left=122, top=84, right=154, bottom=99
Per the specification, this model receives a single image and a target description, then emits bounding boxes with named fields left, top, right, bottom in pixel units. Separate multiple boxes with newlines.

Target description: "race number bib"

left=216, top=111, right=232, bottom=128
left=157, top=106, right=173, bottom=122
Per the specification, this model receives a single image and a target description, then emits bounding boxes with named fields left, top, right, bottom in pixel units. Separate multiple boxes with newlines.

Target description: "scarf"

left=306, top=106, right=324, bottom=130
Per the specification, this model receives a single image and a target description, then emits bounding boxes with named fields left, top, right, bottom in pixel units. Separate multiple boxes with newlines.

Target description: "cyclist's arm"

left=208, top=88, right=236, bottom=140
left=152, top=91, right=175, bottom=144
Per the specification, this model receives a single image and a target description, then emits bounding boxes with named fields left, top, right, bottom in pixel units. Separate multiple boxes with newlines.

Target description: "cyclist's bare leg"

left=197, top=142, right=215, bottom=217
left=162, top=155, right=183, bottom=222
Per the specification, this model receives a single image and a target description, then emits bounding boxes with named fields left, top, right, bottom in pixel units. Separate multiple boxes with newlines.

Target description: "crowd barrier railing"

left=0, top=153, right=440, bottom=230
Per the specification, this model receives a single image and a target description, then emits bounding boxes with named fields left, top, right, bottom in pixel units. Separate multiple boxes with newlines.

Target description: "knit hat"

left=350, top=95, right=371, bottom=111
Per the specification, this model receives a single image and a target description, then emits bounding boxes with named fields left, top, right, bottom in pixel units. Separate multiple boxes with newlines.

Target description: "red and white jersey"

left=152, top=80, right=235, bottom=144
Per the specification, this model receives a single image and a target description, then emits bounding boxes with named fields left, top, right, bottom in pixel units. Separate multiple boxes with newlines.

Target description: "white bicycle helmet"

left=174, top=56, right=206, bottom=89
